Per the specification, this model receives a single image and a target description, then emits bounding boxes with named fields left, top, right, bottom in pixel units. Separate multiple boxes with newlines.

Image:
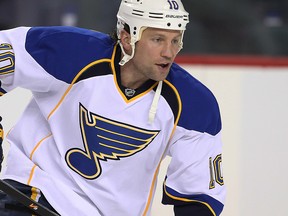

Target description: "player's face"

left=131, top=28, right=182, bottom=82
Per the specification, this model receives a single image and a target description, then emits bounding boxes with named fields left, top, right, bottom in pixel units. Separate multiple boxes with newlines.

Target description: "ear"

left=119, top=30, right=132, bottom=55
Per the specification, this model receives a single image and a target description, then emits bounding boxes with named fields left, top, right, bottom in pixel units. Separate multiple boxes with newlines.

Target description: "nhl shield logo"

left=124, top=88, right=136, bottom=97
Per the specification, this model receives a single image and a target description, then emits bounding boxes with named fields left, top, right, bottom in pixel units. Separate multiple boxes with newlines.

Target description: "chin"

left=154, top=75, right=168, bottom=82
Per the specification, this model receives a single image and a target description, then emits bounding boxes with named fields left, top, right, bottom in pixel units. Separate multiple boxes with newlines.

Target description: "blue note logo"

left=66, top=103, right=160, bottom=179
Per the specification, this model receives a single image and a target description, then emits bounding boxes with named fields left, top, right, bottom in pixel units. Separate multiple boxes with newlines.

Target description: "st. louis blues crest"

left=66, top=103, right=160, bottom=179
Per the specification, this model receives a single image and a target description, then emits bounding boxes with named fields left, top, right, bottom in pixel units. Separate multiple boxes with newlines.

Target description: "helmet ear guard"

left=116, top=0, right=189, bottom=65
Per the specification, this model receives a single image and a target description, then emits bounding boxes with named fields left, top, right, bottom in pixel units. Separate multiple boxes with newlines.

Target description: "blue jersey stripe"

left=25, top=26, right=115, bottom=84
left=164, top=184, right=224, bottom=216
left=167, top=63, right=222, bottom=135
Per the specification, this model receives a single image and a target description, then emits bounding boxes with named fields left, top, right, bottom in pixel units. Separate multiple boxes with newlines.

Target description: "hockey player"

left=0, top=0, right=226, bottom=215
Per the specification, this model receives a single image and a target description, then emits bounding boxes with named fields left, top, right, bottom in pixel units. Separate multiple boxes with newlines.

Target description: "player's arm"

left=0, top=27, right=58, bottom=96
left=162, top=83, right=226, bottom=216
left=162, top=130, right=226, bottom=216
left=0, top=28, right=29, bottom=96
left=0, top=41, right=15, bottom=97
left=0, top=26, right=99, bottom=98
left=173, top=203, right=215, bottom=216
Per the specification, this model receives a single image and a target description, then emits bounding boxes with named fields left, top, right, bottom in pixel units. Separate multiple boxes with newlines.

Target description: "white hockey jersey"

left=0, top=26, right=226, bottom=216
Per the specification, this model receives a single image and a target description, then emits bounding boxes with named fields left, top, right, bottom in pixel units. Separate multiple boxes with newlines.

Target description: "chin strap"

left=149, top=81, right=163, bottom=124
left=118, top=41, right=135, bottom=66
left=118, top=27, right=147, bottom=66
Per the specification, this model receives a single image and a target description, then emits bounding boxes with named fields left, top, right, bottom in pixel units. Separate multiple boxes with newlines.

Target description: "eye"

left=152, top=37, right=164, bottom=43
left=172, top=38, right=180, bottom=45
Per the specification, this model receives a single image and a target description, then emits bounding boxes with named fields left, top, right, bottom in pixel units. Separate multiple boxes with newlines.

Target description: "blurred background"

left=1, top=0, right=288, bottom=56
left=0, top=0, right=288, bottom=216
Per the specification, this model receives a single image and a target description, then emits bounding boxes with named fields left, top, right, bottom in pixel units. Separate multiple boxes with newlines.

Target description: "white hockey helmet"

left=117, top=0, right=189, bottom=65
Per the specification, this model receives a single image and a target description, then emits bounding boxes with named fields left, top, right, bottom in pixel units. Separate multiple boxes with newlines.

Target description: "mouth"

left=156, top=63, right=170, bottom=69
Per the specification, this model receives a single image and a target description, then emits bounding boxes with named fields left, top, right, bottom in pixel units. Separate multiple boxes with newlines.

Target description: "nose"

left=160, top=42, right=176, bottom=59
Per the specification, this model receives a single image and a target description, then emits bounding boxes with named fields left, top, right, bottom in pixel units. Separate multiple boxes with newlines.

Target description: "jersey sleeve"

left=163, top=129, right=225, bottom=216
left=0, top=26, right=111, bottom=97
left=0, top=27, right=56, bottom=95
left=162, top=74, right=226, bottom=216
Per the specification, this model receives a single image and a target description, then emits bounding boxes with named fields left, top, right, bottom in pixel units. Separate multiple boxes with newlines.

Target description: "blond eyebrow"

left=150, top=32, right=182, bottom=39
